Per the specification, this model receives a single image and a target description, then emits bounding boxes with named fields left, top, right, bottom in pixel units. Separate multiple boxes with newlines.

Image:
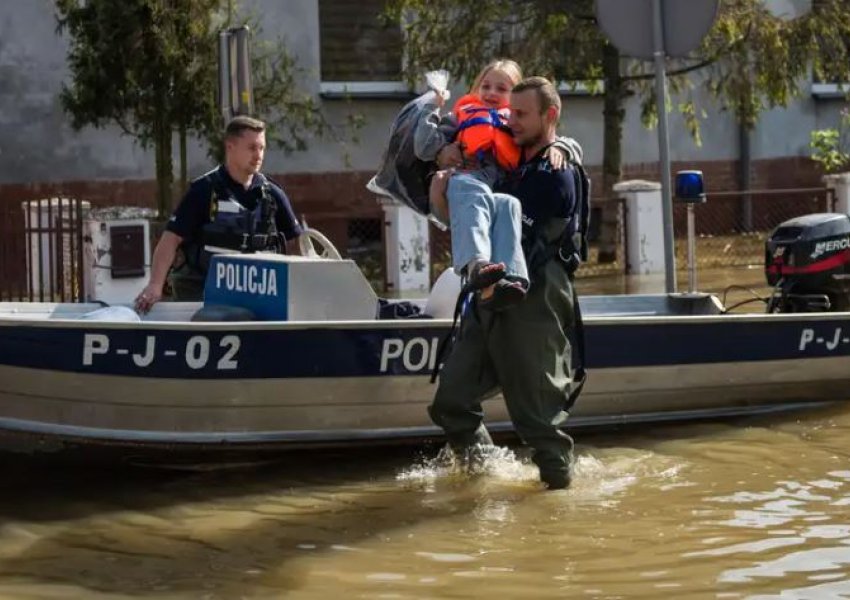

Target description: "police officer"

left=135, top=116, right=303, bottom=313
left=429, top=76, right=589, bottom=490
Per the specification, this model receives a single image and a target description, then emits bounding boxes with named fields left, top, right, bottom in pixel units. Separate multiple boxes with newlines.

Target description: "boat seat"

left=191, top=304, right=257, bottom=322
left=580, top=293, right=723, bottom=317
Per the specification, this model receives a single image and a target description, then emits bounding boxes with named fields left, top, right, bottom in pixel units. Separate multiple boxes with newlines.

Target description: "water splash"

left=397, top=443, right=687, bottom=499
left=396, top=444, right=536, bottom=485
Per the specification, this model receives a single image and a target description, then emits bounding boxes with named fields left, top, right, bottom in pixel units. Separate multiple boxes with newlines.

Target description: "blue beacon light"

left=676, top=171, right=705, bottom=204
left=676, top=170, right=706, bottom=294
left=675, top=170, right=706, bottom=203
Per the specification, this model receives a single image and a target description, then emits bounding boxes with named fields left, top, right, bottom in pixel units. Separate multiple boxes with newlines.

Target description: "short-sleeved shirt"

left=166, top=165, right=303, bottom=244
left=496, top=145, right=577, bottom=238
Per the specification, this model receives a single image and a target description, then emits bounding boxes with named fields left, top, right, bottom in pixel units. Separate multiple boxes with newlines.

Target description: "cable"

left=720, top=284, right=769, bottom=307
left=719, top=283, right=773, bottom=314
left=721, top=297, right=768, bottom=313
left=765, top=279, right=786, bottom=313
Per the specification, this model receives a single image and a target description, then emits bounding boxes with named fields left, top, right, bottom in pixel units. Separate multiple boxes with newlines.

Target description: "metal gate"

left=0, top=198, right=86, bottom=302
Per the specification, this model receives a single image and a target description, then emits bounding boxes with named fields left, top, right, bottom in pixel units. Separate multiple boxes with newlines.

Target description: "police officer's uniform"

left=429, top=144, right=589, bottom=489
left=166, top=165, right=303, bottom=299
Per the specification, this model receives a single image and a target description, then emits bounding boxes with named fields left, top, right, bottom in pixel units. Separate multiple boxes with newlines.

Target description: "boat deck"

left=0, top=293, right=726, bottom=324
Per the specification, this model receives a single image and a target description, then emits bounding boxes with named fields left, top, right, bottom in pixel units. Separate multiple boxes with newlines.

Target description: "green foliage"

left=385, top=0, right=603, bottom=87
left=810, top=109, right=850, bottom=173
left=56, top=0, right=211, bottom=140
left=55, top=0, right=361, bottom=216
left=204, top=14, right=363, bottom=164
left=384, top=0, right=850, bottom=188
left=56, top=0, right=224, bottom=215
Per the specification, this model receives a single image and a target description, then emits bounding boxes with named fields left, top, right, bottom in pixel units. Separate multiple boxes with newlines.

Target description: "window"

left=811, top=81, right=850, bottom=99
left=558, top=81, right=605, bottom=96
left=319, top=0, right=407, bottom=97
left=810, top=31, right=850, bottom=99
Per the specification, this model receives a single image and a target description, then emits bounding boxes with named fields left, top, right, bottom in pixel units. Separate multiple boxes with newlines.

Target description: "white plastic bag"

left=424, top=69, right=450, bottom=104
left=78, top=306, right=142, bottom=322
left=367, top=70, right=451, bottom=215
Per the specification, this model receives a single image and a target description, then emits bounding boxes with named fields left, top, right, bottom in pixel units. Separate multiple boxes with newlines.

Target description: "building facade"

left=0, top=0, right=844, bottom=234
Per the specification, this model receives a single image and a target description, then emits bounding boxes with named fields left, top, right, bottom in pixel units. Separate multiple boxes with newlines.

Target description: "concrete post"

left=380, top=198, right=431, bottom=296
left=613, top=179, right=667, bottom=276
left=82, top=206, right=156, bottom=304
left=823, top=172, right=850, bottom=214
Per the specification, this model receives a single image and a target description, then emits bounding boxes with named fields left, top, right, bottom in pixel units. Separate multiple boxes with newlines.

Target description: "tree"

left=56, top=0, right=216, bottom=216
left=811, top=108, right=850, bottom=173
left=385, top=0, right=850, bottom=260
left=56, top=0, right=358, bottom=217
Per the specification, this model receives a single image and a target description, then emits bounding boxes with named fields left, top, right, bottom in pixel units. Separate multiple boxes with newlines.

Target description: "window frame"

left=811, top=82, right=850, bottom=99
left=558, top=81, right=605, bottom=96
left=319, top=81, right=413, bottom=100
left=318, top=0, right=408, bottom=99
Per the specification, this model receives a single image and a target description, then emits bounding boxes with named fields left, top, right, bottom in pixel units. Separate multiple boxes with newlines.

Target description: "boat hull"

left=1, top=301, right=849, bottom=455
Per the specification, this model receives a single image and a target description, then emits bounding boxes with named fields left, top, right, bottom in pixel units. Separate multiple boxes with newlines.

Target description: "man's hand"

left=136, top=230, right=182, bottom=314
left=545, top=144, right=569, bottom=170
left=429, top=168, right=454, bottom=223
left=134, top=283, right=163, bottom=315
left=436, top=142, right=464, bottom=169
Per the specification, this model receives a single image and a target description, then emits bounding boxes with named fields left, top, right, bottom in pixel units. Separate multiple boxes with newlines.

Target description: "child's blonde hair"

left=470, top=59, right=523, bottom=94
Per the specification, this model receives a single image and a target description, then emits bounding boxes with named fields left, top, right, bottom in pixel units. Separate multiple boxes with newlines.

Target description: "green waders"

left=429, top=258, right=578, bottom=488
left=168, top=263, right=206, bottom=301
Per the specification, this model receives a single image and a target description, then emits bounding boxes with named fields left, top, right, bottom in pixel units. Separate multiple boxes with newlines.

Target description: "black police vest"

left=184, top=170, right=281, bottom=272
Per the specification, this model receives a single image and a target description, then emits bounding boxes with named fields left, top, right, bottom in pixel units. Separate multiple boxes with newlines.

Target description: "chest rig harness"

left=519, top=152, right=591, bottom=411
left=518, top=152, right=591, bottom=278
left=184, top=170, right=281, bottom=272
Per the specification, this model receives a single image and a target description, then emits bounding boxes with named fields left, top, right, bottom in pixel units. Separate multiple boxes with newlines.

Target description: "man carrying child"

left=429, top=76, right=589, bottom=490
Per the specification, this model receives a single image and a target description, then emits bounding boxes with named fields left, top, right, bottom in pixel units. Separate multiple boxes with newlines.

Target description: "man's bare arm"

left=286, top=234, right=303, bottom=256
left=134, top=231, right=182, bottom=313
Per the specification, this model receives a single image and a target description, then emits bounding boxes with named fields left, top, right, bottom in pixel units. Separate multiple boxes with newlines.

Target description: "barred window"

left=319, top=0, right=403, bottom=83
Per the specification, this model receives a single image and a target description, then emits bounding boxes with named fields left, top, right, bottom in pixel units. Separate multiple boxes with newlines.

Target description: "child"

left=414, top=59, right=567, bottom=310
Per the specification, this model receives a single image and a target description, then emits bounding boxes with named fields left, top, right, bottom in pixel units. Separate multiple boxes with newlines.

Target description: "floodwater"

left=1, top=266, right=849, bottom=599
left=1, top=406, right=848, bottom=599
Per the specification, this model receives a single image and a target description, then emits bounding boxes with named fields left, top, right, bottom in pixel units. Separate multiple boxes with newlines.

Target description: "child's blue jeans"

left=446, top=172, right=529, bottom=284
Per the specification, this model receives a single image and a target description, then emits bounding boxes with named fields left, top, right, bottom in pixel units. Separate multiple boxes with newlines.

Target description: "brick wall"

left=0, top=156, right=832, bottom=296
left=0, top=155, right=830, bottom=239
left=584, top=156, right=824, bottom=199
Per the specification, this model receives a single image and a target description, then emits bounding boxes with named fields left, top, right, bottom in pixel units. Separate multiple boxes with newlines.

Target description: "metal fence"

left=301, top=214, right=386, bottom=291
left=278, top=188, right=834, bottom=290
left=429, top=197, right=626, bottom=283
left=672, top=187, right=834, bottom=269
left=0, top=201, right=26, bottom=301
left=0, top=198, right=86, bottom=302
left=229, top=187, right=835, bottom=291
left=0, top=188, right=834, bottom=301
left=346, top=217, right=385, bottom=292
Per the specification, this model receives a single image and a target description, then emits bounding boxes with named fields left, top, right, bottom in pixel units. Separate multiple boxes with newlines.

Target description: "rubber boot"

left=532, top=440, right=574, bottom=490
left=448, top=424, right=495, bottom=471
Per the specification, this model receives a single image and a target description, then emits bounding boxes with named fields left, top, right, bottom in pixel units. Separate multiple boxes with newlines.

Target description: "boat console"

left=195, top=253, right=379, bottom=321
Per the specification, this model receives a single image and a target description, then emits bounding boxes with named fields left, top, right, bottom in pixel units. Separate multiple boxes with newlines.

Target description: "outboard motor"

left=765, top=213, right=850, bottom=312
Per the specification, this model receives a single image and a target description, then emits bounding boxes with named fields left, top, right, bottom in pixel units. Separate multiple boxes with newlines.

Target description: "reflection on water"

left=1, top=402, right=848, bottom=598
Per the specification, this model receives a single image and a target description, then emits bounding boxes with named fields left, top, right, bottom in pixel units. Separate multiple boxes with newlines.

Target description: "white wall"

left=0, top=0, right=152, bottom=183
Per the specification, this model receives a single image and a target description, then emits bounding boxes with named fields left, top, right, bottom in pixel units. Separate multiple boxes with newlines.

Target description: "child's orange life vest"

left=452, top=94, right=521, bottom=171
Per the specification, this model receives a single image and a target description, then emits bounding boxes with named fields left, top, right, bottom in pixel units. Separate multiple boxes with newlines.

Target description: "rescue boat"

left=1, top=215, right=850, bottom=458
